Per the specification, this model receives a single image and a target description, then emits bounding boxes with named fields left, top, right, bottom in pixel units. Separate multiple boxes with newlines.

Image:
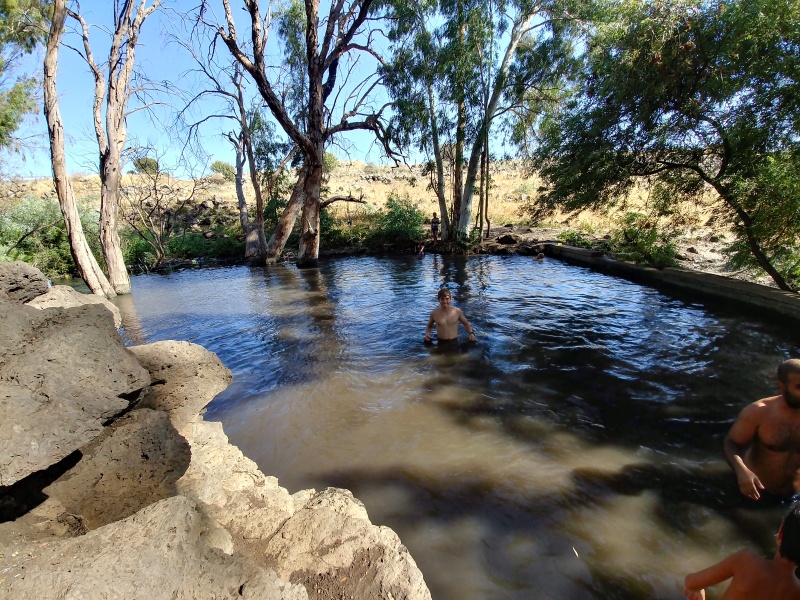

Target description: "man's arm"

left=683, top=551, right=745, bottom=600
left=457, top=309, right=476, bottom=341
left=424, top=314, right=435, bottom=342
left=723, top=404, right=765, bottom=500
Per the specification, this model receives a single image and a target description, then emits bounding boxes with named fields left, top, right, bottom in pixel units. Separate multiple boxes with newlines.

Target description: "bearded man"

left=724, top=359, right=800, bottom=501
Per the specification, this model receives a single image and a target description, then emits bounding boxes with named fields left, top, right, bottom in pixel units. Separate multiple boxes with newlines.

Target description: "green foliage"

left=132, top=157, right=160, bottom=176
left=0, top=195, right=102, bottom=278
left=210, top=160, right=236, bottom=181
left=0, top=0, right=47, bottom=150
left=724, top=151, right=800, bottom=287
left=372, top=193, right=425, bottom=243
left=527, top=0, right=800, bottom=289
left=556, top=229, right=595, bottom=249
left=609, top=212, right=678, bottom=268
left=166, top=231, right=244, bottom=261
left=0, top=77, right=35, bottom=148
left=323, top=152, right=338, bottom=174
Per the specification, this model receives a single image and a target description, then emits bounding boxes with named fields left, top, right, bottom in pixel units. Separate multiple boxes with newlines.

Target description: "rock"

left=41, top=409, right=191, bottom=531
left=129, top=340, right=432, bottom=600
left=0, top=496, right=308, bottom=600
left=497, top=233, right=521, bottom=245
left=0, top=302, right=150, bottom=486
left=687, top=246, right=699, bottom=254
left=129, top=341, right=233, bottom=431
left=264, top=487, right=432, bottom=600
left=0, top=261, right=49, bottom=303
left=26, top=284, right=122, bottom=328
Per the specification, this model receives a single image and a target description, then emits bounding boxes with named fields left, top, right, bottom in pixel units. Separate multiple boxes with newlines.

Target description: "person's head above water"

left=437, top=288, right=451, bottom=300
left=780, top=503, right=800, bottom=563
left=777, top=359, right=800, bottom=383
left=777, top=359, right=800, bottom=409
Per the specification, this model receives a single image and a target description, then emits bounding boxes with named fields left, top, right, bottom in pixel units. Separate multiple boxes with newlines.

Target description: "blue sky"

left=3, top=0, right=394, bottom=180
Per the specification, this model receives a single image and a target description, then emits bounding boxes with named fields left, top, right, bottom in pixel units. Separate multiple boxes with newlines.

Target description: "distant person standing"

left=431, top=212, right=440, bottom=242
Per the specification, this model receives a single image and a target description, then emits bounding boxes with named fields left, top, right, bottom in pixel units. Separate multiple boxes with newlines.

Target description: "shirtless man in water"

left=424, top=289, right=476, bottom=343
left=724, top=358, right=800, bottom=500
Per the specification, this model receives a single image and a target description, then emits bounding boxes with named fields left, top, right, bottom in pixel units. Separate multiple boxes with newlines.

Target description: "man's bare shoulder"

left=742, top=395, right=783, bottom=414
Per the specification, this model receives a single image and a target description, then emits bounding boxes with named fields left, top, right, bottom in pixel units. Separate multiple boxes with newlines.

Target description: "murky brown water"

left=115, top=254, right=800, bottom=599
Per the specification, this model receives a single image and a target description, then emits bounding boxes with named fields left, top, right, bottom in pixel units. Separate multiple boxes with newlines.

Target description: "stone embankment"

left=475, top=225, right=800, bottom=324
left=0, top=261, right=431, bottom=600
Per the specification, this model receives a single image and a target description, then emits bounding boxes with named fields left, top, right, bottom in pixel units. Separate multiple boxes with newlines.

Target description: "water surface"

left=116, top=254, right=800, bottom=599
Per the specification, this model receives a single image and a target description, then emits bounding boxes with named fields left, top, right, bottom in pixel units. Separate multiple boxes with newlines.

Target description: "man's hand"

left=736, top=466, right=765, bottom=500
left=423, top=334, right=432, bottom=344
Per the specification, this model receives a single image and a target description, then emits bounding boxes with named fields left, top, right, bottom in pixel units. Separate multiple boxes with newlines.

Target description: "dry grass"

left=1, top=160, right=725, bottom=238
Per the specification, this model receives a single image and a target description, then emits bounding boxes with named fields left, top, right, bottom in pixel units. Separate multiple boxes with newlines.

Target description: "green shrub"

left=0, top=196, right=101, bottom=278
left=557, top=229, right=595, bottom=249
left=609, top=212, right=678, bottom=268
left=210, top=160, right=236, bottom=181
left=371, top=194, right=425, bottom=243
left=167, top=231, right=244, bottom=260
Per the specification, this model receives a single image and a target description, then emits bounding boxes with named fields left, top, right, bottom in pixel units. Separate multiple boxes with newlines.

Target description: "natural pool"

left=114, top=254, right=800, bottom=599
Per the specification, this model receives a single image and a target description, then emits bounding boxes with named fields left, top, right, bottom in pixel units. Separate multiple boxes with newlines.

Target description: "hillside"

left=0, top=160, right=767, bottom=286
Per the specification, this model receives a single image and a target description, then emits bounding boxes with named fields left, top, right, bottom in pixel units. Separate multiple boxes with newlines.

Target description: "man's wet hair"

left=780, top=503, right=800, bottom=563
left=777, top=359, right=800, bottom=383
left=437, top=289, right=451, bottom=300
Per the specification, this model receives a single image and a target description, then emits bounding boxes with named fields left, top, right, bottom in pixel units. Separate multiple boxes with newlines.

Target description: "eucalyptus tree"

left=199, top=0, right=395, bottom=266
left=383, top=0, right=583, bottom=240
left=57, top=0, right=164, bottom=295
left=44, top=0, right=116, bottom=297
left=528, top=0, right=800, bottom=291
left=178, top=37, right=269, bottom=259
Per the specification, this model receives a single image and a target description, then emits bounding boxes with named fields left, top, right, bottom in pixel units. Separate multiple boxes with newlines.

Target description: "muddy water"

left=116, top=255, right=800, bottom=599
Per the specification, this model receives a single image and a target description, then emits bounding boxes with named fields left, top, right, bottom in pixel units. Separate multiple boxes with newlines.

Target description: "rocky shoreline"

left=0, top=261, right=431, bottom=600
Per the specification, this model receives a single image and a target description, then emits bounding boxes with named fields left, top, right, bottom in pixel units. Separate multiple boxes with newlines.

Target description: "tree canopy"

left=526, top=0, right=800, bottom=290
left=0, top=0, right=48, bottom=152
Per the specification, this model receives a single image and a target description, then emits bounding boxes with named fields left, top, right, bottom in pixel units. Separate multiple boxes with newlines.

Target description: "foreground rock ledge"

left=0, top=261, right=431, bottom=600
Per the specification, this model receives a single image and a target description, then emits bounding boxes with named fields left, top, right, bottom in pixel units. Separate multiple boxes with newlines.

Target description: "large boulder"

left=27, top=284, right=122, bottom=328
left=129, top=340, right=232, bottom=431
left=264, top=487, right=433, bottom=600
left=41, top=408, right=191, bottom=531
left=0, top=495, right=308, bottom=600
left=0, top=301, right=150, bottom=486
left=0, top=261, right=49, bottom=303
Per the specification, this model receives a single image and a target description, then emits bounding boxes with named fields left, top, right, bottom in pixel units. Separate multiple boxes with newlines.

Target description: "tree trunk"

left=297, top=162, right=323, bottom=267
left=731, top=201, right=793, bottom=291
left=459, top=14, right=535, bottom=236
left=99, top=150, right=131, bottom=294
left=44, top=0, right=115, bottom=298
left=265, top=166, right=307, bottom=263
left=234, top=135, right=262, bottom=258
left=426, top=82, right=450, bottom=239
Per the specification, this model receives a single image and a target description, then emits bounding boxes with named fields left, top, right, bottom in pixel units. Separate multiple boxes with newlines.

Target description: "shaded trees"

left=527, top=0, right=800, bottom=290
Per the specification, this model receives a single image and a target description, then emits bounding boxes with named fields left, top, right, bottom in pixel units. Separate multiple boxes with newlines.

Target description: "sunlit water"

left=114, top=254, right=800, bottom=599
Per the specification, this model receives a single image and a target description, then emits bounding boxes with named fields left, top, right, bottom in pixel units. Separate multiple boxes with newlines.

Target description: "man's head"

left=437, top=289, right=452, bottom=305
left=433, top=212, right=437, bottom=217
left=777, top=359, right=800, bottom=408
left=779, top=503, right=800, bottom=563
